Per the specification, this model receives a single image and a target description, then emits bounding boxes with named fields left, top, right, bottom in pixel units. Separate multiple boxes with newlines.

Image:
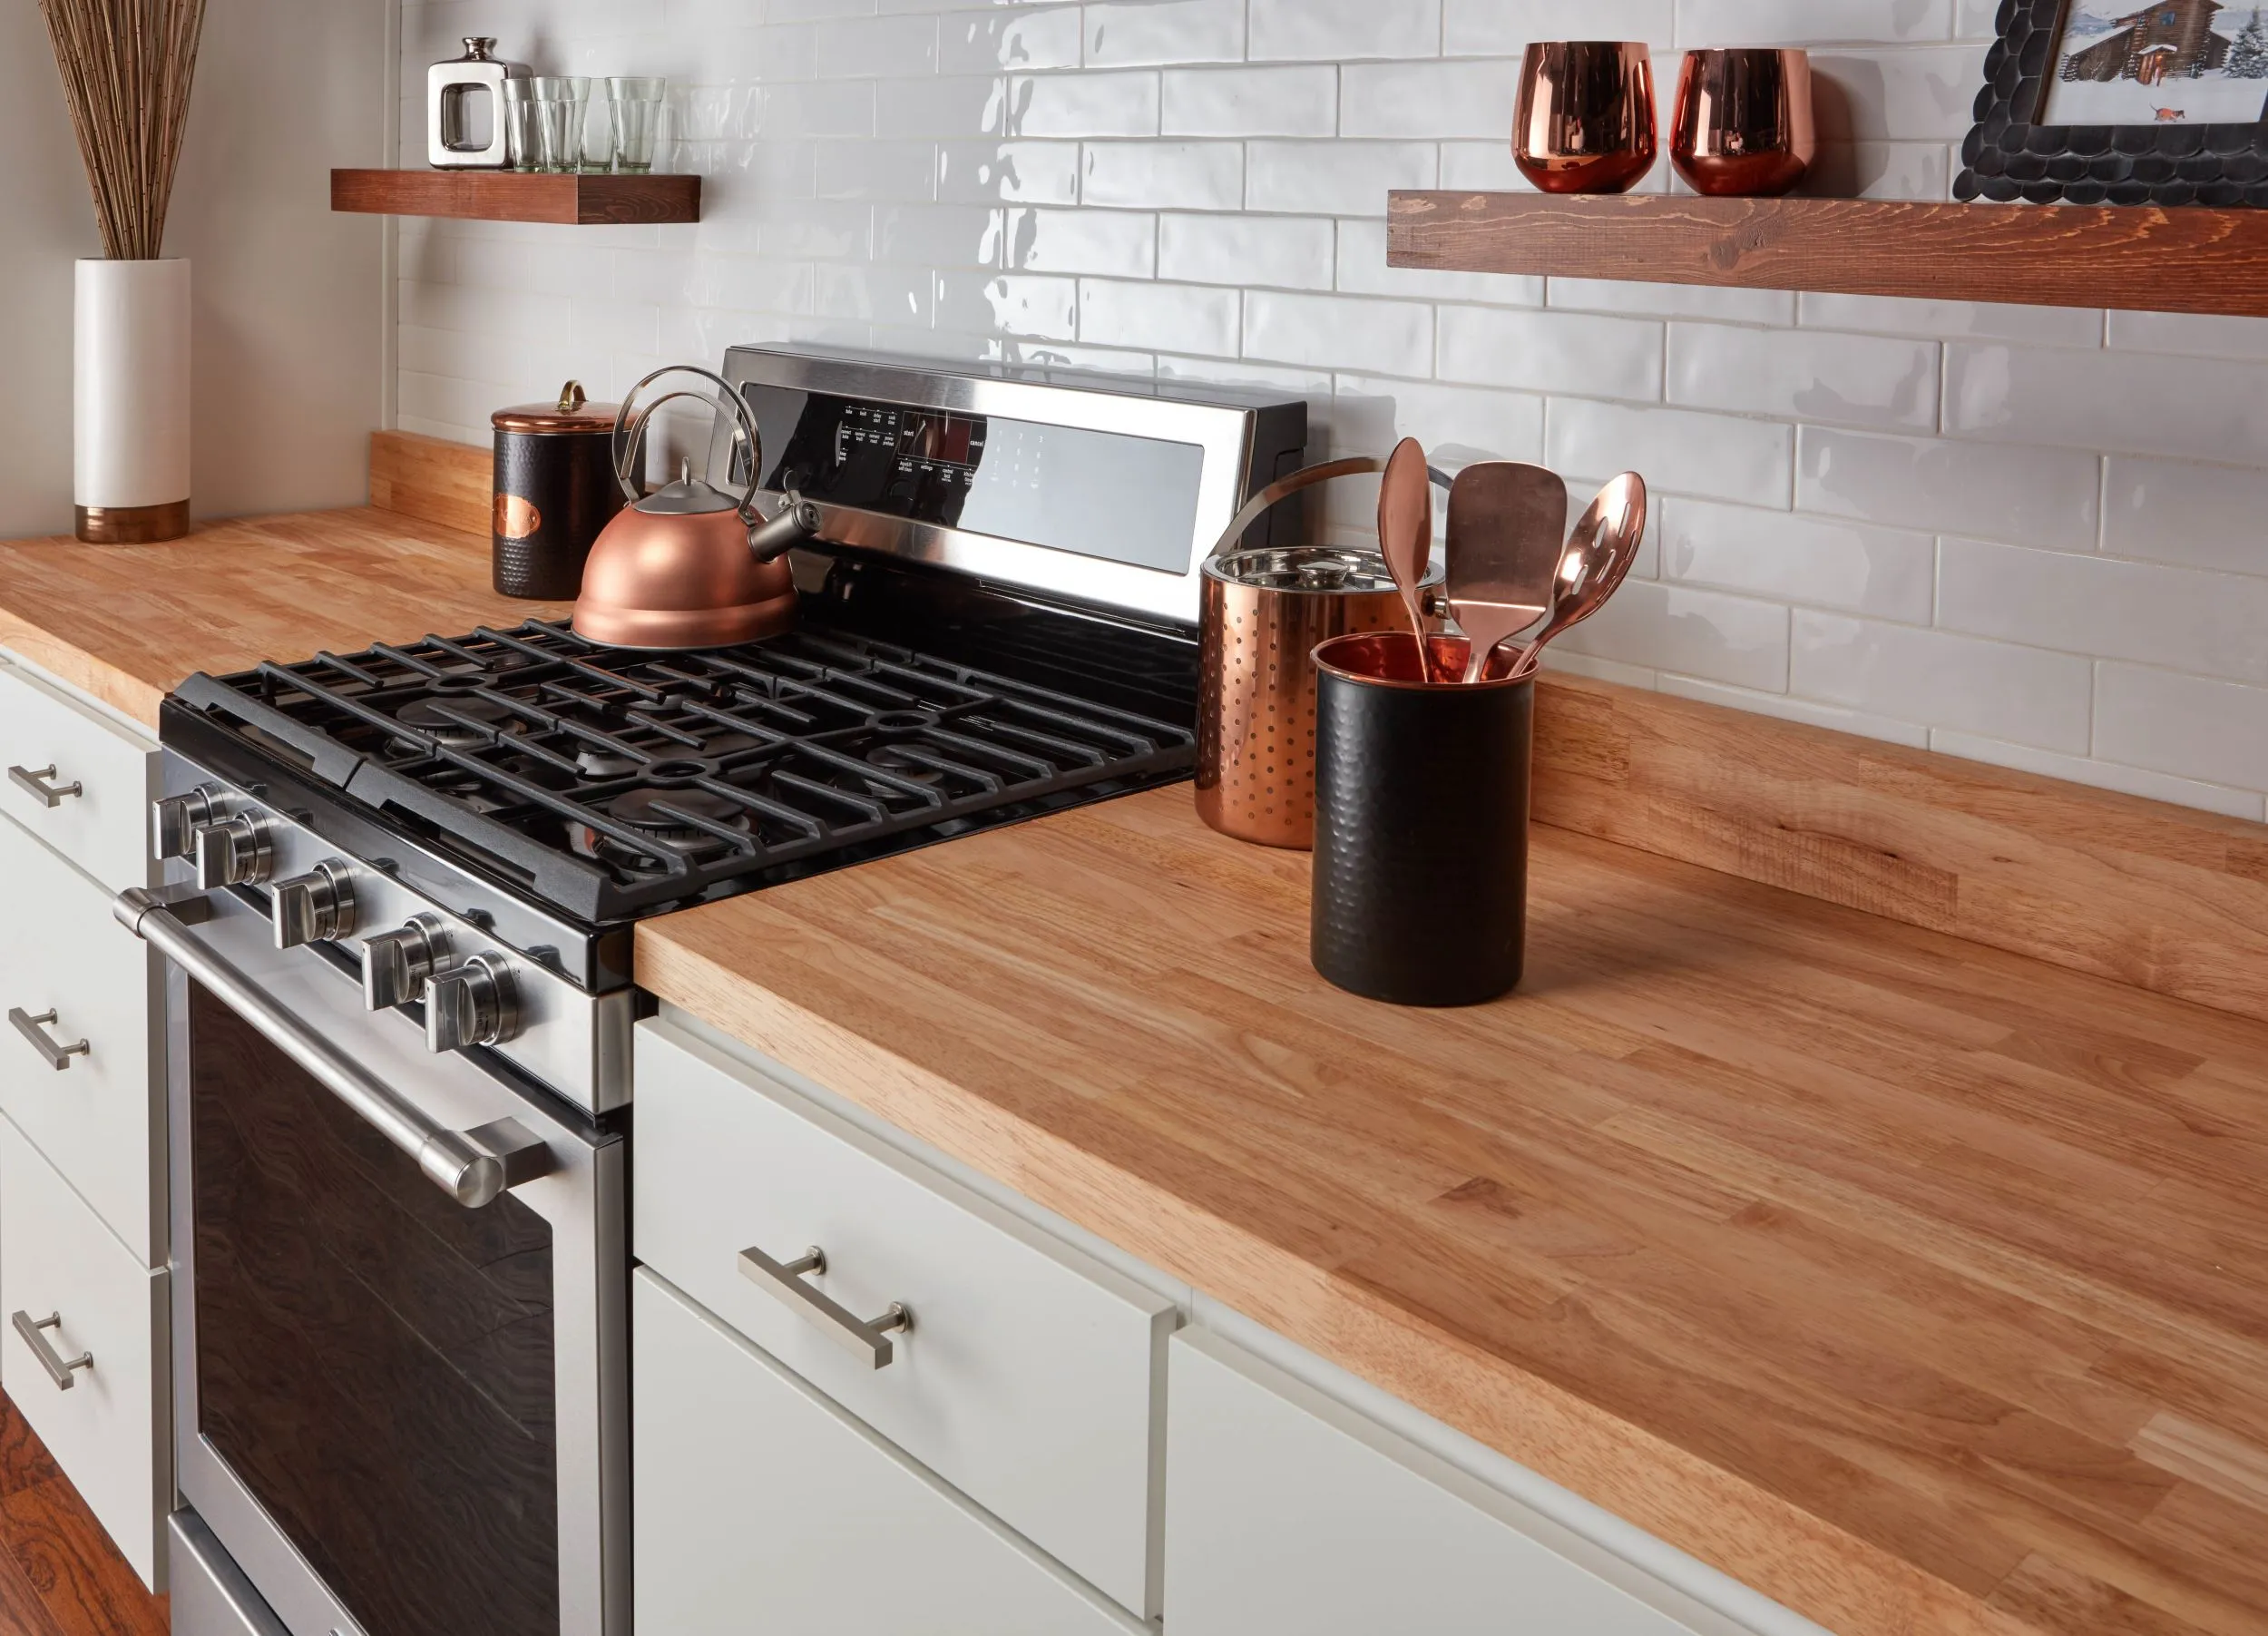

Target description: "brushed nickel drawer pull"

left=738, top=1243, right=912, bottom=1371
left=7, top=765, right=83, bottom=808
left=10, top=1311, right=93, bottom=1391
left=9, top=1008, right=88, bottom=1071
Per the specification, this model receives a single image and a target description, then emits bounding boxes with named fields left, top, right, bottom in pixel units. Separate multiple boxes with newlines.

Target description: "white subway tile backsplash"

left=1660, top=498, right=1936, bottom=622
left=1796, top=427, right=2099, bottom=552
left=1937, top=537, right=2268, bottom=687
left=392, top=0, right=2268, bottom=817
left=1791, top=613, right=2094, bottom=753
left=1667, top=322, right=1939, bottom=432
left=1438, top=306, right=1664, bottom=401
left=1161, top=66, right=1338, bottom=137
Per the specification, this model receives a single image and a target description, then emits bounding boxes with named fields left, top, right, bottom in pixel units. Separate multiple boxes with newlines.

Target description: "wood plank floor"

left=0, top=1392, right=165, bottom=1636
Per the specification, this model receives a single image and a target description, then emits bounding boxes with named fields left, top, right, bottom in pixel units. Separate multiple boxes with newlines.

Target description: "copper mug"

left=1671, top=48, right=1815, bottom=197
left=1513, top=42, right=1657, bottom=195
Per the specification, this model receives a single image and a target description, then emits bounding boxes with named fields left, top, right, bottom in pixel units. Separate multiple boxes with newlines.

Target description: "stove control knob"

left=271, top=861, right=358, bottom=950
left=425, top=954, right=520, bottom=1053
left=363, top=915, right=449, bottom=1012
left=192, top=813, right=273, bottom=890
left=152, top=785, right=225, bottom=861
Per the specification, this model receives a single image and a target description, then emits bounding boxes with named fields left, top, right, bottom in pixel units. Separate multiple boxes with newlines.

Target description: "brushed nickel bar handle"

left=8, top=765, right=83, bottom=808
left=737, top=1243, right=912, bottom=1371
left=113, top=887, right=552, bottom=1209
left=10, top=1311, right=93, bottom=1391
left=9, top=1008, right=89, bottom=1071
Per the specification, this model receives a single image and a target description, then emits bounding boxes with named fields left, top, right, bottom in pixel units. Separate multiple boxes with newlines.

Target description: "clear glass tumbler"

left=501, top=77, right=541, bottom=172
left=531, top=75, right=591, bottom=174
left=606, top=77, right=668, bottom=173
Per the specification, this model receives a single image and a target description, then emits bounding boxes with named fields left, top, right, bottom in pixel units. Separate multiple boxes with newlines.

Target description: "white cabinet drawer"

left=634, top=1018, right=1174, bottom=1620
left=1166, top=1329, right=1752, bottom=1636
left=0, top=811, right=161, bottom=1263
left=0, top=1112, right=169, bottom=1590
left=634, top=1269, right=1140, bottom=1636
left=0, top=655, right=156, bottom=893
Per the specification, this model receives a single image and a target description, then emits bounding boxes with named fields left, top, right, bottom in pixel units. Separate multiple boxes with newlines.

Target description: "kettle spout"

left=748, top=494, right=821, bottom=563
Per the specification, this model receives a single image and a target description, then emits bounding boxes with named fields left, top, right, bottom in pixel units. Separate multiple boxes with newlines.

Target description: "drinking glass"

left=531, top=75, right=591, bottom=174
left=501, top=77, right=541, bottom=172
left=1512, top=42, right=1657, bottom=194
left=606, top=77, right=668, bottom=173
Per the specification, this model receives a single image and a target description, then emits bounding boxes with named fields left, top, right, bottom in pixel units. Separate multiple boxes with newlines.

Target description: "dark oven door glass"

left=188, top=981, right=560, bottom=1636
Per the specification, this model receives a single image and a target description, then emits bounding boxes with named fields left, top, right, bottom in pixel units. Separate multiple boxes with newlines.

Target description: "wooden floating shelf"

left=330, top=168, right=700, bottom=226
left=1388, top=191, right=2268, bottom=318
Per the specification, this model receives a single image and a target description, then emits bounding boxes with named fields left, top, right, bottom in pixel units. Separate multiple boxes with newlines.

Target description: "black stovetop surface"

left=165, top=564, right=1198, bottom=963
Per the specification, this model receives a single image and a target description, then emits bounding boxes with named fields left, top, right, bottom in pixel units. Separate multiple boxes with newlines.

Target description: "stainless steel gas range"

left=137, top=347, right=1306, bottom=1636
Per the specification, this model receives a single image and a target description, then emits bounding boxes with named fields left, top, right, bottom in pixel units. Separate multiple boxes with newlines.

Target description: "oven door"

left=140, top=879, right=625, bottom=1636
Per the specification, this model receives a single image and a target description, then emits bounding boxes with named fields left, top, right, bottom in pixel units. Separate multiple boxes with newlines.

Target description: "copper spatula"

left=1442, top=462, right=1568, bottom=683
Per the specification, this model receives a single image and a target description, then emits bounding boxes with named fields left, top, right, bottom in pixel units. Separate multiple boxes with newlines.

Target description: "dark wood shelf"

left=330, top=169, right=699, bottom=226
left=1388, top=191, right=2268, bottom=318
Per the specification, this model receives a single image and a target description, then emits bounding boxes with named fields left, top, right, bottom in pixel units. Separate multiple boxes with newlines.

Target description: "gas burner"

left=396, top=695, right=526, bottom=748
left=865, top=742, right=944, bottom=785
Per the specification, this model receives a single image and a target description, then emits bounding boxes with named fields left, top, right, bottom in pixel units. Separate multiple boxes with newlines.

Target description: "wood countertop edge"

left=636, top=926, right=2039, bottom=1636
left=0, top=602, right=166, bottom=732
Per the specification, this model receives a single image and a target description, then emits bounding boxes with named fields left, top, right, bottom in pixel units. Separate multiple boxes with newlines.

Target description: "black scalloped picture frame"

left=1957, top=0, right=2268, bottom=204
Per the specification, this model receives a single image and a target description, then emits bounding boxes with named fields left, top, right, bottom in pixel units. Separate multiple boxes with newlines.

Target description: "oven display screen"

left=739, top=387, right=1207, bottom=575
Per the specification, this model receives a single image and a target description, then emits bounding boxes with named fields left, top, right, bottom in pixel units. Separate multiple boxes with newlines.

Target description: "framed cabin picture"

left=1957, top=0, right=2268, bottom=203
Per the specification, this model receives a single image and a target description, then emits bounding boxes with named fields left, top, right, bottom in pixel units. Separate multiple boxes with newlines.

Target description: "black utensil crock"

left=1311, top=632, right=1532, bottom=1007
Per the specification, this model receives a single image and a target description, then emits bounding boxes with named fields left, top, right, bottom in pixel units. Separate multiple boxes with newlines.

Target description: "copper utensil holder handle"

left=1197, top=458, right=1428, bottom=852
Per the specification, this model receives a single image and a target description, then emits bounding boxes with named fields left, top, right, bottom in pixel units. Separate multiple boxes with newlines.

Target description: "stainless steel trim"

left=8, top=763, right=83, bottom=808
left=8, top=1006, right=89, bottom=1070
left=270, top=861, right=357, bottom=949
left=10, top=1309, right=93, bottom=1389
left=193, top=813, right=273, bottom=890
left=116, top=888, right=552, bottom=1209
left=737, top=1241, right=913, bottom=1370
left=164, top=909, right=628, bottom=1636
left=170, top=1510, right=293, bottom=1636
left=719, top=346, right=1304, bottom=625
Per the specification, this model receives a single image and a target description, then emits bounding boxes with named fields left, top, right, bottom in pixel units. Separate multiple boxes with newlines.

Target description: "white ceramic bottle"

left=74, top=257, right=191, bottom=544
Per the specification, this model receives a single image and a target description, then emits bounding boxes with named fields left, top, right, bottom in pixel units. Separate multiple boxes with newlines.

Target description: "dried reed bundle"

left=38, top=0, right=210, bottom=260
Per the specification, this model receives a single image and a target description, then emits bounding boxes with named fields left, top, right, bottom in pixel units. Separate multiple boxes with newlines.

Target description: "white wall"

left=394, top=0, right=2268, bottom=821
left=0, top=0, right=393, bottom=538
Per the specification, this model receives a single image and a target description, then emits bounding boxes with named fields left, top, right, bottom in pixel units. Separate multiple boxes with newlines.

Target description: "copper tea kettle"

left=572, top=364, right=821, bottom=649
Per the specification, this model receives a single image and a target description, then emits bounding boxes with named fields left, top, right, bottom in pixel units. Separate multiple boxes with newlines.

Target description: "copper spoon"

left=1510, top=472, right=1648, bottom=676
left=1441, top=461, right=1567, bottom=684
left=1377, top=437, right=1434, bottom=681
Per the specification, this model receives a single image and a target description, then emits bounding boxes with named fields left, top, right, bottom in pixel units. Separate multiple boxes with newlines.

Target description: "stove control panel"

left=271, top=861, right=358, bottom=950
left=426, top=953, right=521, bottom=1053
left=193, top=811, right=273, bottom=891
left=362, top=914, right=449, bottom=1014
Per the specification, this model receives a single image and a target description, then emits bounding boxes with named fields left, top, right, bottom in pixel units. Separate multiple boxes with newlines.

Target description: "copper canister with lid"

left=1197, top=456, right=1413, bottom=850
left=492, top=380, right=624, bottom=600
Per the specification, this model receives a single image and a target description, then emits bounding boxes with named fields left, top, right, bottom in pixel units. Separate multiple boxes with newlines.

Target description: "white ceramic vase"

left=74, top=257, right=191, bottom=543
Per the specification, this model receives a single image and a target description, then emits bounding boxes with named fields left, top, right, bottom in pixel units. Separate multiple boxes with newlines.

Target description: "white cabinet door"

left=0, top=1113, right=168, bottom=1589
left=1166, top=1329, right=1754, bottom=1636
left=633, top=1269, right=1141, bottom=1636
left=0, top=812, right=161, bottom=1262
left=0, top=655, right=157, bottom=894
left=635, top=1018, right=1174, bottom=1619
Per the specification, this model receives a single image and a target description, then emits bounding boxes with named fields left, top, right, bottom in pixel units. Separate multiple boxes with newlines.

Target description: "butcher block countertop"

left=640, top=786, right=2268, bottom=1636
left=0, top=508, right=565, bottom=730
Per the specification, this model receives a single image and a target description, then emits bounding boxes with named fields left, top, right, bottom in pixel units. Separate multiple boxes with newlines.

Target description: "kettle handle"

left=610, top=364, right=767, bottom=527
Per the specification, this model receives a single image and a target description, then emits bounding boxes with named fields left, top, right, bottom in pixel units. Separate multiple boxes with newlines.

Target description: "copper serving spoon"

left=1377, top=437, right=1435, bottom=681
left=1509, top=472, right=1648, bottom=676
left=1440, top=461, right=1568, bottom=684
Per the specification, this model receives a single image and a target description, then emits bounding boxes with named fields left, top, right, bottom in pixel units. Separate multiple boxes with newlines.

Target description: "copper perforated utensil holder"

left=1197, top=456, right=1421, bottom=850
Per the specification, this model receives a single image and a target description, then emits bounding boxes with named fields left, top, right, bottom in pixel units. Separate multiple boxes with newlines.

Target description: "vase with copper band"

left=1513, top=42, right=1658, bottom=195
left=1671, top=48, right=1815, bottom=198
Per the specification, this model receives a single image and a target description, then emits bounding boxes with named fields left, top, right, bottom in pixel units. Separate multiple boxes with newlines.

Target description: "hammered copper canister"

left=493, top=380, right=624, bottom=599
left=1197, top=545, right=1403, bottom=849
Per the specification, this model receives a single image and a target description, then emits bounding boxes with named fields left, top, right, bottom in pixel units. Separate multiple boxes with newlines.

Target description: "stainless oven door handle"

left=114, top=887, right=553, bottom=1209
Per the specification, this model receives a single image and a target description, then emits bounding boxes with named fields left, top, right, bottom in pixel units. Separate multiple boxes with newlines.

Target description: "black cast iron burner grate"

left=184, top=620, right=1193, bottom=922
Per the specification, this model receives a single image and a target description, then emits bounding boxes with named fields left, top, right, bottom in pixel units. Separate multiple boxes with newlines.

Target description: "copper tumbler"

left=1513, top=42, right=1658, bottom=195
left=1671, top=48, right=1814, bottom=197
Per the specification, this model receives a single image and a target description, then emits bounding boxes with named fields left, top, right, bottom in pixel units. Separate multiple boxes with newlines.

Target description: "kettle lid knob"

left=556, top=380, right=586, bottom=414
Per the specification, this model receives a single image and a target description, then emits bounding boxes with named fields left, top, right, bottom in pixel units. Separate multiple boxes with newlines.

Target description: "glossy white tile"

left=2105, top=309, right=2268, bottom=360
left=937, top=6, right=1081, bottom=74
left=1245, top=290, right=1433, bottom=376
left=1677, top=0, right=1955, bottom=45
left=1004, top=207, right=1157, bottom=278
left=1796, top=291, right=2101, bottom=346
left=1946, top=342, right=2268, bottom=464
left=1549, top=399, right=1794, bottom=507
left=2101, top=455, right=2268, bottom=577
left=1245, top=141, right=1437, bottom=216
left=1248, top=0, right=1443, bottom=62
left=1660, top=498, right=1936, bottom=622
left=1668, top=322, right=1939, bottom=431
left=1085, top=0, right=1245, bottom=67
left=1081, top=140, right=1243, bottom=209
left=1010, top=70, right=1159, bottom=138
left=1341, top=60, right=1520, bottom=140
left=1552, top=580, right=1792, bottom=691
left=1161, top=66, right=1339, bottom=137
left=1333, top=373, right=1547, bottom=464
left=1158, top=213, right=1334, bottom=289
left=1438, top=306, right=1665, bottom=402
left=1079, top=277, right=1241, bottom=355
left=936, top=140, right=1080, bottom=204
left=1550, top=279, right=1795, bottom=327
left=1796, top=426, right=2100, bottom=551
left=2094, top=664, right=2268, bottom=794
left=1658, top=675, right=1931, bottom=748
left=1790, top=612, right=2093, bottom=752
left=1444, top=0, right=1673, bottom=55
